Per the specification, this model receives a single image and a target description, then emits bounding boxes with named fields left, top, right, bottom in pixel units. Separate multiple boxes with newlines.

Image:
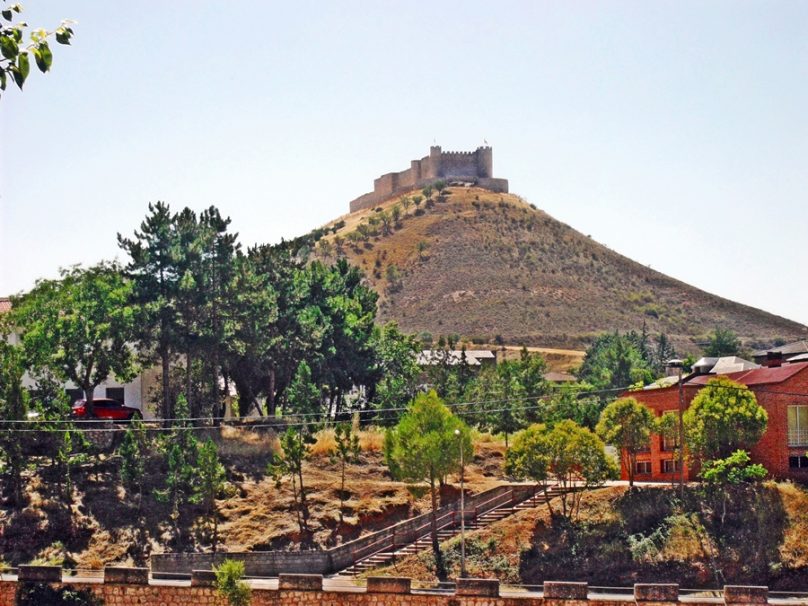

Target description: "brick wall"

left=750, top=369, right=808, bottom=479
left=625, top=364, right=808, bottom=483
left=0, top=573, right=786, bottom=606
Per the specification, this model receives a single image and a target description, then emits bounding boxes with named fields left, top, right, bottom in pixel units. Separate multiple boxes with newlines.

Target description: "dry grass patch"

left=218, top=425, right=279, bottom=459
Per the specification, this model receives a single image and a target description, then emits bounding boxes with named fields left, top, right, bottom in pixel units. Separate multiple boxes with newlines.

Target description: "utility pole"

left=455, top=428, right=466, bottom=578
left=667, top=359, right=686, bottom=499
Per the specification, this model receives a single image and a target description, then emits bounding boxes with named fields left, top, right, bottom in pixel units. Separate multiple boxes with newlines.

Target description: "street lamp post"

left=667, top=359, right=685, bottom=498
left=454, top=428, right=466, bottom=578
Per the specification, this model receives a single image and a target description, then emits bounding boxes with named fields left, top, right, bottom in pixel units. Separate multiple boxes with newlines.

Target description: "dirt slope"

left=368, top=482, right=808, bottom=589
left=322, top=187, right=806, bottom=352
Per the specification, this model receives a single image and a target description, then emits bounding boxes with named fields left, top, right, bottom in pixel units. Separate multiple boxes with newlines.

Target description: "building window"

left=788, top=406, right=808, bottom=447
left=661, top=410, right=680, bottom=451
left=662, top=459, right=680, bottom=474
left=635, top=461, right=652, bottom=475
left=662, top=434, right=680, bottom=452
left=789, top=456, right=808, bottom=469
left=637, top=442, right=651, bottom=454
left=106, top=387, right=125, bottom=404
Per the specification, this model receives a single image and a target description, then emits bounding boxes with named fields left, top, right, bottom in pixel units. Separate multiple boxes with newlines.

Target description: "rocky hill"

left=320, top=187, right=806, bottom=352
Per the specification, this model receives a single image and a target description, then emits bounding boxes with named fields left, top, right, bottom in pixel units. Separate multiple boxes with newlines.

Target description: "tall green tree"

left=704, top=327, right=743, bottom=358
left=468, top=362, right=527, bottom=449
left=504, top=424, right=553, bottom=515
left=540, top=385, right=603, bottom=431
left=544, top=420, right=616, bottom=520
left=285, top=361, right=321, bottom=424
left=0, top=340, right=28, bottom=504
left=577, top=332, right=654, bottom=392
left=12, top=263, right=136, bottom=417
left=684, top=377, right=767, bottom=461
left=367, top=322, right=419, bottom=424
left=119, top=202, right=183, bottom=421
left=383, top=391, right=472, bottom=581
left=650, top=332, right=677, bottom=377
left=596, top=397, right=655, bottom=487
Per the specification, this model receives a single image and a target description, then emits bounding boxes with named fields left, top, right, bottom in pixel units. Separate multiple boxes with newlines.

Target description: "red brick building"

left=622, top=360, right=808, bottom=483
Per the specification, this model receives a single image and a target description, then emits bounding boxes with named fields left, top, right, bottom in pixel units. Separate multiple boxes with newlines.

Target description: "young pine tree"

left=155, top=394, right=199, bottom=544
left=269, top=428, right=312, bottom=539
left=193, top=438, right=226, bottom=552
left=330, top=423, right=361, bottom=529
left=119, top=419, right=147, bottom=513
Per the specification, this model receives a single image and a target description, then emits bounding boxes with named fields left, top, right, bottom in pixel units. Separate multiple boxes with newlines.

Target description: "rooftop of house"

left=753, top=340, right=808, bottom=359
left=544, top=371, right=577, bottom=383
left=416, top=349, right=495, bottom=366
left=688, top=360, right=808, bottom=387
left=691, top=355, right=760, bottom=375
left=0, top=297, right=11, bottom=313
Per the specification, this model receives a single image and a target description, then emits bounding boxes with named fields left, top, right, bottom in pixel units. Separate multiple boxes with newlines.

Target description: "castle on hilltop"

left=349, top=145, right=509, bottom=213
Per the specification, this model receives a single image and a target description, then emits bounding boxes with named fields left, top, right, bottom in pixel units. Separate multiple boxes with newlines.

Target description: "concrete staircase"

left=342, top=486, right=564, bottom=576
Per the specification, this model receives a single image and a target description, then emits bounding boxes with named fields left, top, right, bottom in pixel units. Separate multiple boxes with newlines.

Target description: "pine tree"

left=330, top=423, right=361, bottom=529
left=193, top=438, right=226, bottom=552
left=269, top=428, right=311, bottom=539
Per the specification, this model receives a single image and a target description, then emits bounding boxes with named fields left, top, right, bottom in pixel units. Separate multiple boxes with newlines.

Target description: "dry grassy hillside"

left=368, top=483, right=808, bottom=589
left=0, top=427, right=509, bottom=569
left=321, top=187, right=806, bottom=352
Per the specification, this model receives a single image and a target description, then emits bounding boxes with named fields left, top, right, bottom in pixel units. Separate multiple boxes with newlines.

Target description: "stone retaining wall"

left=0, top=569, right=786, bottom=606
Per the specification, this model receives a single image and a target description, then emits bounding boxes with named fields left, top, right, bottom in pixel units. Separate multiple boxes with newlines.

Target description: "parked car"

left=71, top=398, right=142, bottom=421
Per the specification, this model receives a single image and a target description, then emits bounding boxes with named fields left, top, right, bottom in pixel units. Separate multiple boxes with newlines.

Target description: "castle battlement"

left=349, top=145, right=508, bottom=213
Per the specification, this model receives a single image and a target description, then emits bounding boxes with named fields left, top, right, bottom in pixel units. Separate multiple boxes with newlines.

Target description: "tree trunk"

left=212, top=499, right=219, bottom=554
left=298, top=465, right=309, bottom=531
left=542, top=483, right=554, bottom=517
left=186, top=349, right=196, bottom=422
left=84, top=385, right=96, bottom=418
left=339, top=461, right=346, bottom=527
left=267, top=369, right=276, bottom=417
left=429, top=475, right=447, bottom=581
left=627, top=451, right=635, bottom=488
left=161, top=346, right=171, bottom=426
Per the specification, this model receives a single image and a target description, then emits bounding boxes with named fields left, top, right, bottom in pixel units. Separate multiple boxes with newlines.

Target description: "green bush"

left=214, top=559, right=251, bottom=606
left=16, top=583, right=103, bottom=606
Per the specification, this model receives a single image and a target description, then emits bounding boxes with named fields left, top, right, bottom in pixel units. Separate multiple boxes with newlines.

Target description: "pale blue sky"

left=2, top=1, right=806, bottom=326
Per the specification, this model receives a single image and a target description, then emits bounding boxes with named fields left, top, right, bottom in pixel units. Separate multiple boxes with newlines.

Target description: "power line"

left=0, top=380, right=806, bottom=434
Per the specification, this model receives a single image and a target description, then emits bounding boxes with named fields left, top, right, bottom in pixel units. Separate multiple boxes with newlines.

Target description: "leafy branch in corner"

left=0, top=2, right=75, bottom=96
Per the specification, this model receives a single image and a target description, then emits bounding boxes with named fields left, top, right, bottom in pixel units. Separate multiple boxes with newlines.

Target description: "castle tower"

left=426, top=146, right=442, bottom=179
left=476, top=146, right=493, bottom=178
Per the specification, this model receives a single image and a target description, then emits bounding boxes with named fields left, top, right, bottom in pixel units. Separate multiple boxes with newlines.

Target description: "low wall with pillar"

left=0, top=568, right=781, bottom=606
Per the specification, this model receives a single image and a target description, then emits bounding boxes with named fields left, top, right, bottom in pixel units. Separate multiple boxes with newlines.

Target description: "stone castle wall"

left=349, top=146, right=508, bottom=213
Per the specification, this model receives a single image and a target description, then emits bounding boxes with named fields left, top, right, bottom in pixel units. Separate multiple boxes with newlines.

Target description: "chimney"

left=765, top=351, right=783, bottom=368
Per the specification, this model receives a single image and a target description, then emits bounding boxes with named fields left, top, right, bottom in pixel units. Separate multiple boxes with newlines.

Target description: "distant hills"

left=319, top=187, right=806, bottom=353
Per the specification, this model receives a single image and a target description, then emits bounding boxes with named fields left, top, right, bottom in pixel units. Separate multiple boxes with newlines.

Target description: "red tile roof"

left=0, top=298, right=11, bottom=313
left=687, top=361, right=808, bottom=387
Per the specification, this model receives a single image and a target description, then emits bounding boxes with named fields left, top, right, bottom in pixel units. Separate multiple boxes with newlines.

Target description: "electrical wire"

left=0, top=379, right=806, bottom=434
